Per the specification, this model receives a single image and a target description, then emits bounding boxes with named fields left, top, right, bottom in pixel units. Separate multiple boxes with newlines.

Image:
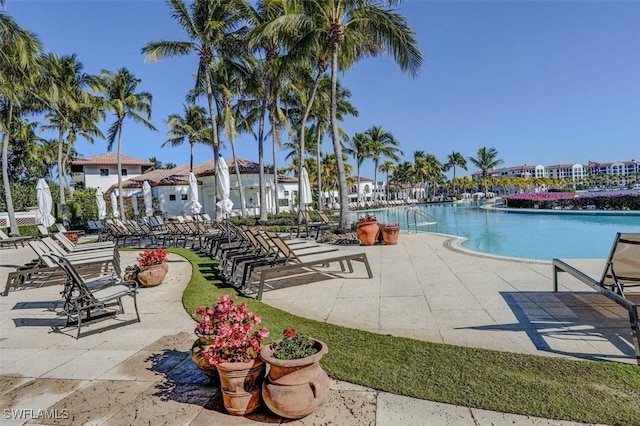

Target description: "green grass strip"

left=173, top=248, right=640, bottom=425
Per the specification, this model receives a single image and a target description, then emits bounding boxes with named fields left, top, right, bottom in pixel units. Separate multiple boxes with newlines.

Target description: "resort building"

left=70, top=153, right=153, bottom=194
left=115, top=158, right=300, bottom=217
left=473, top=159, right=639, bottom=183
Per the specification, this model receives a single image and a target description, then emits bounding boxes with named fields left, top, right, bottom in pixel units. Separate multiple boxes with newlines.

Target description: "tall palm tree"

left=143, top=0, right=248, bottom=216
left=365, top=125, right=402, bottom=201
left=41, top=53, right=104, bottom=226
left=99, top=68, right=156, bottom=219
left=444, top=151, right=467, bottom=195
left=345, top=132, right=372, bottom=203
left=468, top=146, right=503, bottom=195
left=0, top=15, right=41, bottom=235
left=304, top=0, right=423, bottom=231
left=378, top=160, right=395, bottom=201
left=163, top=103, right=211, bottom=172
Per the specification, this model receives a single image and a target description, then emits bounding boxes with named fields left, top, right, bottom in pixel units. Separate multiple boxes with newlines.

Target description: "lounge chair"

left=242, top=232, right=372, bottom=300
left=552, top=232, right=640, bottom=364
left=43, top=254, right=139, bottom=338
left=0, top=229, right=33, bottom=248
left=55, top=222, right=86, bottom=237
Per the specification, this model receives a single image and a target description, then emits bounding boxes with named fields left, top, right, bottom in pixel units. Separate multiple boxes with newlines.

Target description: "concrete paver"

left=0, top=233, right=635, bottom=425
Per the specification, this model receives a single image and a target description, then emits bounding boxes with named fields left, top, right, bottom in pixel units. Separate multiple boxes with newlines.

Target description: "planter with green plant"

left=260, top=329, right=329, bottom=419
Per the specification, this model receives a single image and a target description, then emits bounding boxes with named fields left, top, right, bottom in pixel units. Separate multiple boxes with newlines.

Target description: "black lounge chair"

left=553, top=232, right=640, bottom=364
left=44, top=254, right=140, bottom=338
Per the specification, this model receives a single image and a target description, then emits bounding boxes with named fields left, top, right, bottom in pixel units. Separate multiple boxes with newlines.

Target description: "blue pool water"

left=351, top=203, right=640, bottom=260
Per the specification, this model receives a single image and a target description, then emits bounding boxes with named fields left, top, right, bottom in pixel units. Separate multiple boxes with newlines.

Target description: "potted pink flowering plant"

left=133, top=248, right=168, bottom=287
left=192, top=295, right=269, bottom=416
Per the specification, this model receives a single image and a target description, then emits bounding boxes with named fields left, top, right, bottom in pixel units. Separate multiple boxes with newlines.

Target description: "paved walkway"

left=1, top=234, right=631, bottom=425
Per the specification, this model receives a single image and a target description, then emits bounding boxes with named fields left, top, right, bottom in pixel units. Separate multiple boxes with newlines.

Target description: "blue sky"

left=6, top=0, right=640, bottom=179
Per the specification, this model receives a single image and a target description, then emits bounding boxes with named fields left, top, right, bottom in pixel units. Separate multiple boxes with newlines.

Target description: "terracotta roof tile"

left=71, top=153, right=153, bottom=166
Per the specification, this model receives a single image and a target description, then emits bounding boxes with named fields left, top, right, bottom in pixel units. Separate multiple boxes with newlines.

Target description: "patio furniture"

left=239, top=231, right=372, bottom=300
left=43, top=254, right=139, bottom=338
left=0, top=229, right=33, bottom=248
left=552, top=232, right=640, bottom=364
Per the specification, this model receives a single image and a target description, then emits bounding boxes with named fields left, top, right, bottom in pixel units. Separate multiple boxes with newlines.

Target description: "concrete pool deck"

left=0, top=233, right=634, bottom=425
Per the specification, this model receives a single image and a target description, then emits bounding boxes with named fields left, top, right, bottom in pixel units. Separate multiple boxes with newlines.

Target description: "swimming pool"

left=350, top=203, right=640, bottom=260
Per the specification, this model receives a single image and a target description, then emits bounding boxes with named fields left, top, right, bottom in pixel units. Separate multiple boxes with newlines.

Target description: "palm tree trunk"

left=57, top=128, right=68, bottom=228
left=330, top=48, right=349, bottom=231
left=204, top=71, right=220, bottom=218
left=117, top=126, right=126, bottom=220
left=373, top=160, right=378, bottom=202
left=257, top=78, right=270, bottom=222
left=2, top=101, right=19, bottom=236
left=316, top=128, right=322, bottom=211
left=229, top=138, right=246, bottom=216
left=298, top=71, right=323, bottom=216
left=189, top=140, right=194, bottom=172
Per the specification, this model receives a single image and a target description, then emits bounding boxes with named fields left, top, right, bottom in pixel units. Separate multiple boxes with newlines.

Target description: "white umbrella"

left=187, top=172, right=202, bottom=215
left=216, top=155, right=234, bottom=217
left=35, top=178, right=55, bottom=227
left=300, top=166, right=312, bottom=209
left=143, top=181, right=153, bottom=217
left=131, top=193, right=139, bottom=217
left=110, top=191, right=120, bottom=218
left=96, top=188, right=107, bottom=220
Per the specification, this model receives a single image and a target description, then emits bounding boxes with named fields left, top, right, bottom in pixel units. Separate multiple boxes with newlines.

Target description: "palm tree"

left=344, top=132, right=371, bottom=203
left=468, top=147, right=503, bottom=196
left=444, top=151, right=467, bottom=195
left=163, top=103, right=211, bottom=172
left=378, top=160, right=395, bottom=201
left=148, top=156, right=163, bottom=171
left=142, top=0, right=247, bottom=216
left=0, top=15, right=41, bottom=235
left=41, top=53, right=104, bottom=227
left=304, top=0, right=423, bottom=231
left=99, top=68, right=156, bottom=219
left=365, top=126, right=402, bottom=201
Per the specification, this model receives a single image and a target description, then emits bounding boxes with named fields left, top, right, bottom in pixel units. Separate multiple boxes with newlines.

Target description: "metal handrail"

left=405, top=207, right=437, bottom=233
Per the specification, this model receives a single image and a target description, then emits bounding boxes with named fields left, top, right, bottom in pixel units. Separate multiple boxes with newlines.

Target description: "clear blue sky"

left=6, top=0, right=640, bottom=179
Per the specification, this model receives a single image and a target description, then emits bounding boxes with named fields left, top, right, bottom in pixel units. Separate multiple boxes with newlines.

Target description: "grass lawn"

left=173, top=248, right=640, bottom=425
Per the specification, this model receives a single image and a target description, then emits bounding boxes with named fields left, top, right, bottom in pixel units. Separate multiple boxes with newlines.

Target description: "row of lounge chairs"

left=197, top=222, right=372, bottom=300
left=348, top=199, right=419, bottom=210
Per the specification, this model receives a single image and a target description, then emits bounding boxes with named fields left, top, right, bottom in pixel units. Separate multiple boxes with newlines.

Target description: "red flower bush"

left=194, top=295, right=269, bottom=365
left=357, top=214, right=377, bottom=225
left=268, top=328, right=319, bottom=360
left=135, top=248, right=168, bottom=268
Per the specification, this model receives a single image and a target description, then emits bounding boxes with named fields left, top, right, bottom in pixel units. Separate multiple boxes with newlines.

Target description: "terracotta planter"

left=356, top=222, right=379, bottom=246
left=191, top=336, right=220, bottom=383
left=216, top=358, right=265, bottom=416
left=260, top=339, right=329, bottom=419
left=137, top=263, right=168, bottom=287
left=380, top=226, right=400, bottom=245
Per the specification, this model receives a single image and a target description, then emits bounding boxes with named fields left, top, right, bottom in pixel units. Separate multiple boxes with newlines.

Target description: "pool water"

left=350, top=203, right=640, bottom=260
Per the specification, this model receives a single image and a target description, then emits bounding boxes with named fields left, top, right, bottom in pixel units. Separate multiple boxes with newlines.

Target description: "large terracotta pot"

left=380, top=226, right=400, bottom=245
left=191, top=336, right=220, bottom=383
left=137, top=262, right=168, bottom=287
left=356, top=222, right=379, bottom=246
left=260, top=338, right=329, bottom=419
left=216, top=358, right=266, bottom=416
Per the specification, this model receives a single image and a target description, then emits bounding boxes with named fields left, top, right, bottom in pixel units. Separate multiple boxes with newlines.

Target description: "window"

left=181, top=194, right=188, bottom=200
left=278, top=199, right=289, bottom=207
left=284, top=190, right=290, bottom=196
left=169, top=194, right=176, bottom=201
left=100, top=169, right=109, bottom=177
left=121, top=169, right=128, bottom=176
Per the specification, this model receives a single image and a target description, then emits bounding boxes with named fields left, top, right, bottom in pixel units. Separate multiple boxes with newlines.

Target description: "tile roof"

left=71, top=153, right=154, bottom=166
left=117, top=158, right=268, bottom=189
